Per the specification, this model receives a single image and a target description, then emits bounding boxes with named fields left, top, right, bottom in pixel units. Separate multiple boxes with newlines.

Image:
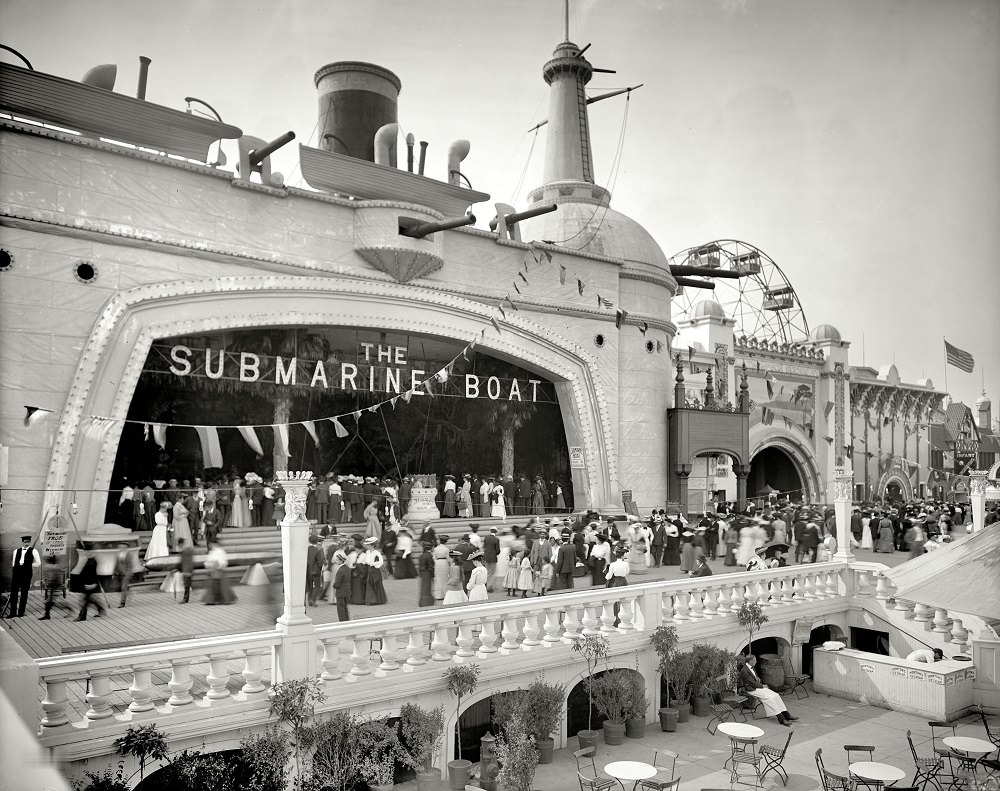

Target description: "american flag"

left=944, top=340, right=974, bottom=373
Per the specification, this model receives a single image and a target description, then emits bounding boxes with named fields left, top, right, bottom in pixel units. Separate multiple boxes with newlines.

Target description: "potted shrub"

left=690, top=643, right=739, bottom=717
left=444, top=663, right=481, bottom=790
left=400, top=703, right=445, bottom=791
left=521, top=676, right=566, bottom=764
left=571, top=634, right=610, bottom=749
left=357, top=718, right=403, bottom=791
left=587, top=670, right=630, bottom=745
left=268, top=677, right=327, bottom=787
left=494, top=720, right=539, bottom=791
left=651, top=625, right=696, bottom=729
left=624, top=662, right=649, bottom=739
left=736, top=601, right=769, bottom=655
left=303, top=709, right=364, bottom=791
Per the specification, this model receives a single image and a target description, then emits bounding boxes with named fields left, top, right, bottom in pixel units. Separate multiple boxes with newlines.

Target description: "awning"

left=884, top=528, right=1000, bottom=621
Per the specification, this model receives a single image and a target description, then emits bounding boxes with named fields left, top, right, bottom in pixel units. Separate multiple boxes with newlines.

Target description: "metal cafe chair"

left=844, top=745, right=882, bottom=790
left=760, top=729, right=794, bottom=787
left=905, top=729, right=944, bottom=791
left=781, top=653, right=810, bottom=699
left=817, top=748, right=858, bottom=791
left=705, top=679, right=745, bottom=735
left=730, top=736, right=763, bottom=788
left=574, top=747, right=624, bottom=791
left=981, top=704, right=1000, bottom=757
left=928, top=721, right=960, bottom=782
left=637, top=750, right=679, bottom=791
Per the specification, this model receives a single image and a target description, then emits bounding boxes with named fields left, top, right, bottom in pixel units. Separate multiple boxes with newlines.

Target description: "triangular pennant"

left=330, top=417, right=349, bottom=438
left=24, top=406, right=54, bottom=428
left=302, top=420, right=320, bottom=447
left=639, top=322, right=648, bottom=335
left=518, top=271, right=528, bottom=284
left=436, top=368, right=448, bottom=383
left=491, top=315, right=502, bottom=335
left=824, top=401, right=835, bottom=419
left=656, top=340, right=664, bottom=353
left=390, top=396, right=399, bottom=410
left=688, top=346, right=695, bottom=361
left=238, top=426, right=264, bottom=456
left=578, top=279, right=584, bottom=296
left=615, top=308, right=628, bottom=329
left=367, top=405, right=378, bottom=413
left=559, top=264, right=567, bottom=285
left=469, top=338, right=478, bottom=352
left=143, top=422, right=150, bottom=441
left=152, top=423, right=168, bottom=450
left=513, top=282, right=522, bottom=295
left=498, top=304, right=506, bottom=320
left=272, top=424, right=290, bottom=459
left=353, top=410, right=362, bottom=422
left=402, top=390, right=413, bottom=403
left=194, top=426, right=224, bottom=467
left=766, top=379, right=774, bottom=399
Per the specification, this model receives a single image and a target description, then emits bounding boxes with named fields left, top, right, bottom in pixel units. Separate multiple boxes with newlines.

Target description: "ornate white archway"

left=875, top=471, right=913, bottom=502
left=748, top=424, right=822, bottom=502
left=45, top=275, right=619, bottom=526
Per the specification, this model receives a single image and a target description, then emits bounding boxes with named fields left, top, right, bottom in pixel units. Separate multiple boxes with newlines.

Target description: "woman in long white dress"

left=172, top=498, right=193, bottom=549
left=494, top=534, right=511, bottom=590
left=442, top=553, right=468, bottom=605
left=490, top=483, right=507, bottom=520
left=466, top=553, right=489, bottom=601
left=146, top=502, right=171, bottom=559
left=736, top=525, right=757, bottom=566
left=228, top=478, right=250, bottom=528
left=860, top=513, right=873, bottom=550
left=432, top=537, right=451, bottom=600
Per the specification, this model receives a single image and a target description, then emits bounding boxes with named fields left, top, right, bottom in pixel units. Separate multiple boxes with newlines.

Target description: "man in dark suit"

left=455, top=533, right=475, bottom=588
left=483, top=527, right=500, bottom=591
left=691, top=553, right=712, bottom=577
left=553, top=532, right=576, bottom=590
left=399, top=476, right=412, bottom=516
left=347, top=476, right=364, bottom=523
left=8, top=535, right=40, bottom=617
left=249, top=476, right=264, bottom=527
left=517, top=475, right=531, bottom=515
left=306, top=535, right=324, bottom=607
left=523, top=520, right=540, bottom=552
left=202, top=501, right=222, bottom=547
left=332, top=557, right=351, bottom=622
left=650, top=517, right=666, bottom=567
left=737, top=654, right=798, bottom=726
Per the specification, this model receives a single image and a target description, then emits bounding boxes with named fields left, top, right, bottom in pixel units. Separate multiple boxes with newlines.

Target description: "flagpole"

left=942, top=337, right=948, bottom=396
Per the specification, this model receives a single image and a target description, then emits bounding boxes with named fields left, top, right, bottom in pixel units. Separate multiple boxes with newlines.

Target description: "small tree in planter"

left=494, top=719, right=539, bottom=791
left=651, top=625, right=696, bottom=729
left=690, top=643, right=739, bottom=716
left=444, top=663, right=481, bottom=789
left=400, top=703, right=445, bottom=789
left=624, top=659, right=649, bottom=739
left=357, top=718, right=404, bottom=790
left=268, top=677, right=327, bottom=785
left=570, top=633, right=610, bottom=748
left=736, top=601, right=769, bottom=655
left=112, top=723, right=169, bottom=785
left=303, top=709, right=364, bottom=791
left=520, top=676, right=566, bottom=763
left=587, top=670, right=631, bottom=745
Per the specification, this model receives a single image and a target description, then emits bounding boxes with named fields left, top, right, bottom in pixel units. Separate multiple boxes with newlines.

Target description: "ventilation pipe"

left=418, top=141, right=428, bottom=176
left=447, top=139, right=471, bottom=186
left=374, top=122, right=399, bottom=168
left=406, top=133, right=415, bottom=172
left=136, top=56, right=151, bottom=99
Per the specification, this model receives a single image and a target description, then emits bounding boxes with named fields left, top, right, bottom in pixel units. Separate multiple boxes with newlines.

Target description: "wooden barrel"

left=759, top=654, right=785, bottom=688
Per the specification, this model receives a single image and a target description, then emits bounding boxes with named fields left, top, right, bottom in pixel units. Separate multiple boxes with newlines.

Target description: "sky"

left=2, top=0, right=998, bottom=419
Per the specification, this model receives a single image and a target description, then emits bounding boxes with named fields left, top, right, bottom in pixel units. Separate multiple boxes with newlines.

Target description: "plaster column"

left=734, top=464, right=749, bottom=513
left=969, top=471, right=988, bottom=533
left=273, top=470, right=316, bottom=683
left=675, top=465, right=692, bottom=517
left=833, top=468, right=855, bottom=560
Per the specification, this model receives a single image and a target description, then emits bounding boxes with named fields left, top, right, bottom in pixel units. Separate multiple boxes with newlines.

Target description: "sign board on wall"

left=569, top=447, right=585, bottom=469
left=792, top=617, right=815, bottom=645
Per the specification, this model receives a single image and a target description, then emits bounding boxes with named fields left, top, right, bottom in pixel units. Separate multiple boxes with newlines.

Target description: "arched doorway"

left=748, top=447, right=803, bottom=502
left=802, top=624, right=846, bottom=676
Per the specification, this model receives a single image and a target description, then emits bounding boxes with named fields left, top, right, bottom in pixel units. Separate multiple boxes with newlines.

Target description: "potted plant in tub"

left=494, top=719, right=540, bottom=791
left=400, top=702, right=445, bottom=791
left=587, top=669, right=630, bottom=745
left=444, top=663, right=481, bottom=790
left=690, top=643, right=740, bottom=717
left=520, top=676, right=566, bottom=764
left=357, top=718, right=404, bottom=791
left=624, top=660, right=649, bottom=739
left=651, top=625, right=696, bottom=729
left=571, top=633, right=610, bottom=750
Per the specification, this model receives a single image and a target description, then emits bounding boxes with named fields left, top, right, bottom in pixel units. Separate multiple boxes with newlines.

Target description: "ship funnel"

left=314, top=61, right=400, bottom=163
left=374, top=123, right=399, bottom=167
left=136, top=56, right=151, bottom=99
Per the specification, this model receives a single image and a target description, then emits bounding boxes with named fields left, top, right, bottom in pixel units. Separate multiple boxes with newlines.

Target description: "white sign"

left=45, top=529, right=68, bottom=556
left=569, top=447, right=585, bottom=469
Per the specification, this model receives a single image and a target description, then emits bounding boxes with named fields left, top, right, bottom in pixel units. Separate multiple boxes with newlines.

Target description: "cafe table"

left=603, top=760, right=656, bottom=791
left=849, top=761, right=907, bottom=787
left=716, top=721, right=764, bottom=769
left=942, top=735, right=998, bottom=776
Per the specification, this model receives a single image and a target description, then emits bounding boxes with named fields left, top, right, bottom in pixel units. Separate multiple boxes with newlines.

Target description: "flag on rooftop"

left=944, top=340, right=974, bottom=373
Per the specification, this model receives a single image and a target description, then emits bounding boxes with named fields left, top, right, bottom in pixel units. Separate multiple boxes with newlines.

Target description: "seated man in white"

left=906, top=647, right=944, bottom=663
left=737, top=654, right=799, bottom=726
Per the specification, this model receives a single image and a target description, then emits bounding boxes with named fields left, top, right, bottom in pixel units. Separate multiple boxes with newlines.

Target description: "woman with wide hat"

left=589, top=532, right=611, bottom=586
left=417, top=540, right=436, bottom=606
left=465, top=550, right=489, bottom=601
left=442, top=474, right=457, bottom=518
left=393, top=526, right=417, bottom=579
left=442, top=550, right=468, bottom=605
left=361, top=536, right=388, bottom=605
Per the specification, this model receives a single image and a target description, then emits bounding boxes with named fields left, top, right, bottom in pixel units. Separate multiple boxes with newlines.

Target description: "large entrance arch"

left=748, top=425, right=821, bottom=503
left=43, top=276, right=618, bottom=527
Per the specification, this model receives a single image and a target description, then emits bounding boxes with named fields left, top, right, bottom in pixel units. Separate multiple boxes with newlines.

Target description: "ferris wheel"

left=668, top=239, right=810, bottom=345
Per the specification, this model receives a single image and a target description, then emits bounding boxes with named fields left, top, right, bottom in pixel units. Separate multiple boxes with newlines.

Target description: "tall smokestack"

left=313, top=61, right=401, bottom=163
left=541, top=42, right=594, bottom=185
left=136, top=56, right=151, bottom=100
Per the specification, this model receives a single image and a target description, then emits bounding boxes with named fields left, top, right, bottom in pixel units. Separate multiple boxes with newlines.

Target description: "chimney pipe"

left=136, top=56, right=151, bottom=100
left=406, top=133, right=415, bottom=173
left=447, top=139, right=471, bottom=186
left=418, top=141, right=428, bottom=176
left=373, top=123, right=399, bottom=167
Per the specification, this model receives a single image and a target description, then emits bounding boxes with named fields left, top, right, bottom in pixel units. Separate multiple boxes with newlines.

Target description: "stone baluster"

left=581, top=607, right=600, bottom=635
left=127, top=666, right=156, bottom=714
left=600, top=602, right=618, bottom=632
left=85, top=672, right=114, bottom=720
left=744, top=581, right=759, bottom=606
left=455, top=625, right=477, bottom=659
left=912, top=603, right=933, bottom=624
left=40, top=678, right=71, bottom=729
left=542, top=611, right=563, bottom=644
left=854, top=569, right=873, bottom=597
left=715, top=585, right=732, bottom=615
left=562, top=608, right=582, bottom=641
left=349, top=639, right=373, bottom=675
left=379, top=634, right=403, bottom=670
left=500, top=618, right=521, bottom=651
left=949, top=616, right=969, bottom=652
left=206, top=654, right=232, bottom=700
left=894, top=598, right=915, bottom=618
left=801, top=575, right=817, bottom=600
left=730, top=583, right=746, bottom=611
left=478, top=621, right=499, bottom=655
left=874, top=574, right=894, bottom=601
left=522, top=613, right=542, bottom=647
left=404, top=630, right=428, bottom=667
left=618, top=598, right=636, bottom=632
left=672, top=593, right=690, bottom=622
left=932, top=609, right=952, bottom=635
left=812, top=572, right=829, bottom=599
left=241, top=649, right=269, bottom=695
left=688, top=591, right=705, bottom=620
left=431, top=627, right=455, bottom=661
left=755, top=580, right=771, bottom=605
left=702, top=588, right=719, bottom=618
left=167, top=660, right=194, bottom=707
left=319, top=639, right=343, bottom=681
left=779, top=578, right=794, bottom=604
left=825, top=571, right=840, bottom=597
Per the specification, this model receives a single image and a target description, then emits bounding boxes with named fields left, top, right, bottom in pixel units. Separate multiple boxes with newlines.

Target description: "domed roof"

left=519, top=198, right=672, bottom=274
left=810, top=323, right=841, bottom=342
left=976, top=391, right=992, bottom=410
left=690, top=298, right=726, bottom=319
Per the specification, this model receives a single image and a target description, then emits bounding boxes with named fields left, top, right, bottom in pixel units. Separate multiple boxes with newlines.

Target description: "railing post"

left=832, top=467, right=855, bottom=561
left=167, top=660, right=194, bottom=707
left=127, top=666, right=156, bottom=714
left=206, top=654, right=232, bottom=700
left=40, top=677, right=71, bottom=729
left=969, top=470, right=988, bottom=533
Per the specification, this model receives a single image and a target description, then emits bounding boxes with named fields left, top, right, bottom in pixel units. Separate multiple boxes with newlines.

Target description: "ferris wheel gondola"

left=668, top=239, right=810, bottom=345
